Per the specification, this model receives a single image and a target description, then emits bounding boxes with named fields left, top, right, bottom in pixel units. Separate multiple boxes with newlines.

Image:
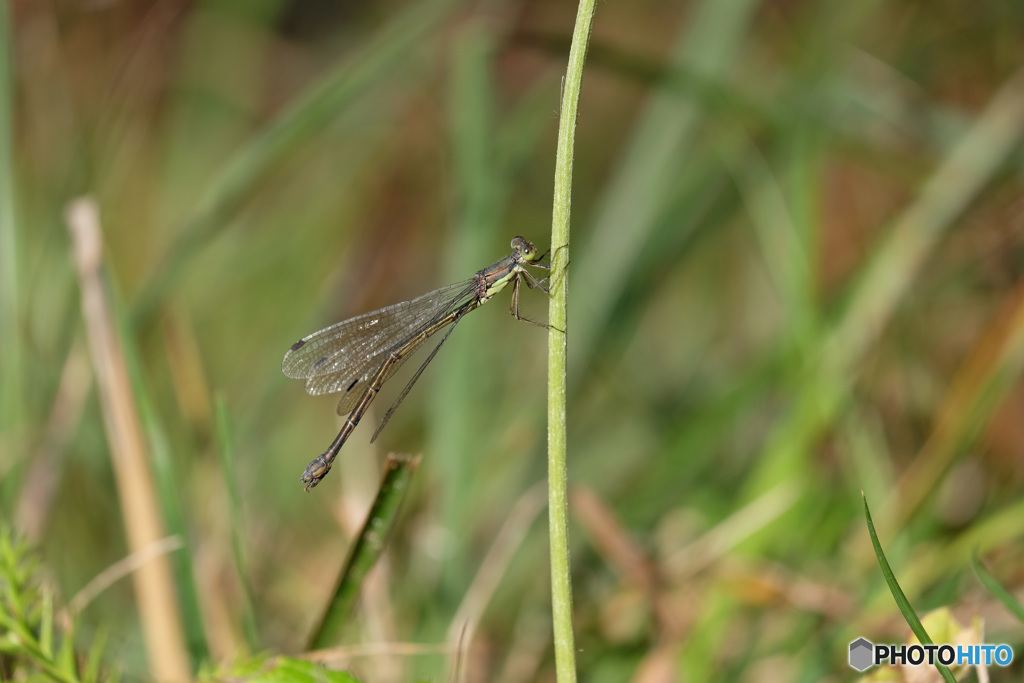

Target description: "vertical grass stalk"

left=548, top=0, right=596, bottom=680
left=66, top=199, right=190, bottom=681
left=0, top=0, right=22, bottom=435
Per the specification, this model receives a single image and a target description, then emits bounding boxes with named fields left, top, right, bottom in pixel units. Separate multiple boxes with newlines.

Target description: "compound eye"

left=511, top=236, right=535, bottom=257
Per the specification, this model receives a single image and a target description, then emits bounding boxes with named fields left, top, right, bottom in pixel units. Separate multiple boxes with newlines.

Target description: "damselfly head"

left=511, top=236, right=541, bottom=263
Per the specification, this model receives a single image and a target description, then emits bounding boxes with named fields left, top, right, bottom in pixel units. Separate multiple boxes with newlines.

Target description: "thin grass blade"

left=0, top=0, right=22, bottom=435
left=862, top=493, right=957, bottom=683
left=66, top=198, right=191, bottom=680
left=971, top=553, right=1024, bottom=625
left=306, top=454, right=420, bottom=650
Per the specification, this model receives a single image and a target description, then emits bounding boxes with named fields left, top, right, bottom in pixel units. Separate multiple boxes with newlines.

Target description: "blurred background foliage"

left=3, top=0, right=1024, bottom=680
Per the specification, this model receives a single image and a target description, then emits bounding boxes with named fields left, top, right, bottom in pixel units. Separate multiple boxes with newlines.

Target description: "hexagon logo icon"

left=849, top=637, right=874, bottom=671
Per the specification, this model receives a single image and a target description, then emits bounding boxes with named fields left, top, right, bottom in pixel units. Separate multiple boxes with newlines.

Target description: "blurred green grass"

left=4, top=0, right=1024, bottom=681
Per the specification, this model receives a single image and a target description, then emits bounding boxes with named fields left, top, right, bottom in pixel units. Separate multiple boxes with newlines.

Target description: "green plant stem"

left=548, top=1, right=595, bottom=680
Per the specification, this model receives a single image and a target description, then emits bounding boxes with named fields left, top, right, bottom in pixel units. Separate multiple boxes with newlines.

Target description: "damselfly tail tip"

left=301, top=453, right=331, bottom=490
left=300, top=472, right=320, bottom=492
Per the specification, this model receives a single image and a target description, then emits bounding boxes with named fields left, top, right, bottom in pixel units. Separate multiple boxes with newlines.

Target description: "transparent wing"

left=282, top=279, right=476, bottom=401
left=332, top=326, right=435, bottom=415
left=370, top=309, right=465, bottom=439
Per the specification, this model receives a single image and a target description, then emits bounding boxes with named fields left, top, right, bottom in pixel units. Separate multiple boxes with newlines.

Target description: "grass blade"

left=306, top=454, right=420, bottom=650
left=66, top=198, right=191, bottom=680
left=0, top=0, right=22, bottom=436
left=971, top=553, right=1024, bottom=625
left=862, top=493, right=956, bottom=683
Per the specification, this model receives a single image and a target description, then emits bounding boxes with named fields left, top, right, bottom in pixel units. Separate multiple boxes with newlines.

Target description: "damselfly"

left=283, top=236, right=552, bottom=490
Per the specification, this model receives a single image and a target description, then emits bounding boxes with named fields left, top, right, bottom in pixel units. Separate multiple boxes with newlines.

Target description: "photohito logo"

left=848, top=637, right=1014, bottom=671
left=849, top=638, right=873, bottom=672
